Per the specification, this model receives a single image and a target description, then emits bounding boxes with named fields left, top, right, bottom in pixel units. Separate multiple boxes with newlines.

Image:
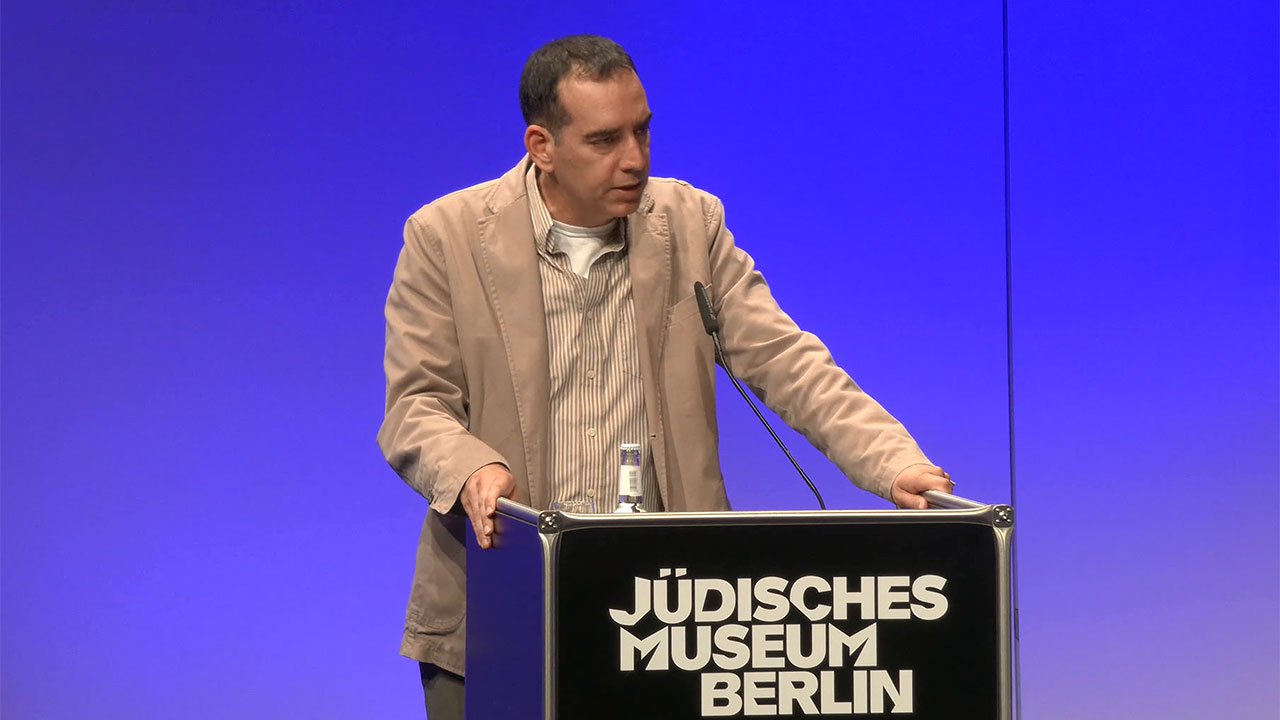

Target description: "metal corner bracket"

left=538, top=511, right=561, bottom=534
left=993, top=505, right=1014, bottom=527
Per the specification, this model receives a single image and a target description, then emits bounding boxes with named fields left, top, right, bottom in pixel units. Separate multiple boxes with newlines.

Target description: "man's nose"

left=620, top=134, right=647, bottom=173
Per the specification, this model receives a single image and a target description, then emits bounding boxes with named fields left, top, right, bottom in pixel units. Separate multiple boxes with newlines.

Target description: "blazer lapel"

left=476, top=197, right=551, bottom=509
left=627, top=204, right=672, bottom=502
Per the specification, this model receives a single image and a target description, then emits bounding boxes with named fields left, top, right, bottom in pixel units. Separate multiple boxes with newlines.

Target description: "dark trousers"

left=419, top=662, right=465, bottom=720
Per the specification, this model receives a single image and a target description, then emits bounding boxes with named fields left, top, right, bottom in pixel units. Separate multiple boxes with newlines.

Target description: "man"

left=378, top=34, right=952, bottom=718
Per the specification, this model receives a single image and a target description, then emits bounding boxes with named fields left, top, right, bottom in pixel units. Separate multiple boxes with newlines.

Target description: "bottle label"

left=619, top=465, right=640, bottom=498
left=617, top=443, right=644, bottom=511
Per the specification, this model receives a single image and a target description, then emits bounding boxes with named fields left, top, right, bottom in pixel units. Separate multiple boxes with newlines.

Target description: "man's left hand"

left=890, top=464, right=953, bottom=509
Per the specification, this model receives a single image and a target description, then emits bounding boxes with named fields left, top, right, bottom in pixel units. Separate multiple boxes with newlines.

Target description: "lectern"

left=467, top=493, right=1016, bottom=719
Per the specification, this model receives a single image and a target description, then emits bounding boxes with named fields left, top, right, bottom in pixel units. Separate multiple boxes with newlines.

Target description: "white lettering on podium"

left=911, top=575, right=948, bottom=620
left=828, top=623, right=877, bottom=667
left=699, top=669, right=914, bottom=715
left=702, top=673, right=742, bottom=716
left=619, top=626, right=667, bottom=671
left=607, top=570, right=949, bottom=716
left=609, top=571, right=951, bottom=627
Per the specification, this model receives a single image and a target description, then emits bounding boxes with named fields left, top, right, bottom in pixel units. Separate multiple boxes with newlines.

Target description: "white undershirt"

left=549, top=219, right=620, bottom=278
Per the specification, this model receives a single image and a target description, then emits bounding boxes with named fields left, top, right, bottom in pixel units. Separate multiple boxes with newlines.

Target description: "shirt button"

left=586, top=369, right=596, bottom=380
left=587, top=427, right=597, bottom=437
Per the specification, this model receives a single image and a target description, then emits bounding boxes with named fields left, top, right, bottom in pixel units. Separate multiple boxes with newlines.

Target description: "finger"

left=461, top=481, right=480, bottom=517
left=475, top=503, right=491, bottom=548
left=482, top=512, right=495, bottom=548
left=902, top=474, right=930, bottom=494
left=463, top=489, right=489, bottom=544
left=482, top=485, right=502, bottom=532
left=892, top=485, right=920, bottom=510
left=920, top=472, right=952, bottom=492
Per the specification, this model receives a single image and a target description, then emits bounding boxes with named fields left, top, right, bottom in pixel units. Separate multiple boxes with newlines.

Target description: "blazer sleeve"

left=700, top=194, right=930, bottom=502
left=377, top=213, right=508, bottom=514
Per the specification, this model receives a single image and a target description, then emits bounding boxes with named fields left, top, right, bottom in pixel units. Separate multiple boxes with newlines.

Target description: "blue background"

left=2, top=1, right=1275, bottom=717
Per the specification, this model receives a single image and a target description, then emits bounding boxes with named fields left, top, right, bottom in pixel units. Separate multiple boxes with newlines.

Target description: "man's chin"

left=604, top=203, right=636, bottom=220
left=607, top=192, right=645, bottom=218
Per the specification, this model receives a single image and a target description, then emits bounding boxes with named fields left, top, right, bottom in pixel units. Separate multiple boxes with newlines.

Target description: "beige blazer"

left=378, top=157, right=929, bottom=673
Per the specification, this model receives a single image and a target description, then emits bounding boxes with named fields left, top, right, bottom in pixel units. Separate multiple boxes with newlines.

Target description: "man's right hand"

left=459, top=463, right=517, bottom=549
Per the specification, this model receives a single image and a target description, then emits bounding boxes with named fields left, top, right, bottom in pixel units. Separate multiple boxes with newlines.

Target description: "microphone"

left=693, top=282, right=826, bottom=510
left=694, top=283, right=719, bottom=335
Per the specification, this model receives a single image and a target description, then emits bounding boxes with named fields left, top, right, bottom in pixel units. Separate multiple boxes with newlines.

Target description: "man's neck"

left=536, top=169, right=608, bottom=228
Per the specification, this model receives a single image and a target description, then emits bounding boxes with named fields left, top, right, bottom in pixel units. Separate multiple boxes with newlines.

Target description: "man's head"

left=521, top=35, right=651, bottom=227
left=519, top=34, right=636, bottom=133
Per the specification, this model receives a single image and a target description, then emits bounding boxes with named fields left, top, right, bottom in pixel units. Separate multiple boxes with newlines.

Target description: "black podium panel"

left=554, top=521, right=999, bottom=719
left=467, top=498, right=1017, bottom=720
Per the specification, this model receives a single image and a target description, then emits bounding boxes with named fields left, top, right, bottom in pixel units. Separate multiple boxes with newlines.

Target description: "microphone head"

left=693, top=282, right=720, bottom=336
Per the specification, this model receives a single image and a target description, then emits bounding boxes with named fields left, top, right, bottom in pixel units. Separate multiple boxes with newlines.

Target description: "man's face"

left=540, top=69, right=651, bottom=226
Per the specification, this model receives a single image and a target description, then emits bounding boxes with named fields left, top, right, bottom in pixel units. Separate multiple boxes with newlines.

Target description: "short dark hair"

left=519, top=34, right=636, bottom=132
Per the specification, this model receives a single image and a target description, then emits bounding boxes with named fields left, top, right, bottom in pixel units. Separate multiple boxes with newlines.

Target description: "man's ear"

left=524, top=125, right=555, bottom=172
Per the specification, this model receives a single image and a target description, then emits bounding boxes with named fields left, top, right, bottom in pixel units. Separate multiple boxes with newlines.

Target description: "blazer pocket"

left=668, top=283, right=712, bottom=328
left=406, top=512, right=467, bottom=633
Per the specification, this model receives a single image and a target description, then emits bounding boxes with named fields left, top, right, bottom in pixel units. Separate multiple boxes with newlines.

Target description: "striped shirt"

left=525, top=164, right=662, bottom=512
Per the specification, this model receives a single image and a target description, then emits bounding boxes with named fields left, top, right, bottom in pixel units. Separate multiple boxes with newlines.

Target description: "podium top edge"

left=495, top=496, right=1014, bottom=532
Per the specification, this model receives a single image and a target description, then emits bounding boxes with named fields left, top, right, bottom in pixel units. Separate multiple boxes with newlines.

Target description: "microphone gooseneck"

left=692, top=283, right=826, bottom=510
